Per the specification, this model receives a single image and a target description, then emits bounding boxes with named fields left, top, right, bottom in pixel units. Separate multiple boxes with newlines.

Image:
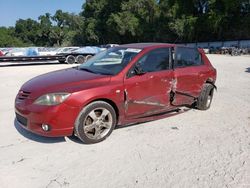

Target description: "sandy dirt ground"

left=0, top=55, right=249, bottom=188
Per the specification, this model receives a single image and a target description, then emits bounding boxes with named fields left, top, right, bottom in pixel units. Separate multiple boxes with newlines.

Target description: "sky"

left=0, top=0, right=85, bottom=27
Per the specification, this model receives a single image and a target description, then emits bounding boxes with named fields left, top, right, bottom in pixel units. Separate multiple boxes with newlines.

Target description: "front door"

left=124, top=48, right=173, bottom=118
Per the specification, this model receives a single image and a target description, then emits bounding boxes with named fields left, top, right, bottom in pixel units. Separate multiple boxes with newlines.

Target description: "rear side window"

left=138, top=48, right=170, bottom=72
left=175, top=47, right=203, bottom=68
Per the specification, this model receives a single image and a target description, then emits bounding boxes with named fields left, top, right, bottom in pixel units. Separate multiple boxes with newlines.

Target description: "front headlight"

left=34, top=93, right=71, bottom=106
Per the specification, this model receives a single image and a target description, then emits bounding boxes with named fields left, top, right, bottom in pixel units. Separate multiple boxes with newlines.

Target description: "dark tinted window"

left=175, top=47, right=203, bottom=67
left=138, top=48, right=170, bottom=72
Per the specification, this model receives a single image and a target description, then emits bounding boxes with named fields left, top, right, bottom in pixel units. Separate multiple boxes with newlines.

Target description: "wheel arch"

left=205, top=78, right=217, bottom=90
left=87, top=98, right=120, bottom=122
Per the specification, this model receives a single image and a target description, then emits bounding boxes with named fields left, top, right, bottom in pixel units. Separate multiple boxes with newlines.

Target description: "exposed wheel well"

left=205, top=79, right=217, bottom=90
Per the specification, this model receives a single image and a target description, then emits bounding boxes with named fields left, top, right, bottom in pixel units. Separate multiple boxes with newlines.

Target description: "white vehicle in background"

left=0, top=48, right=13, bottom=56
left=5, top=47, right=39, bottom=57
left=0, top=50, right=4, bottom=56
left=58, top=46, right=103, bottom=64
left=55, top=47, right=80, bottom=55
left=105, top=44, right=119, bottom=48
left=5, top=48, right=27, bottom=57
left=203, top=48, right=210, bottom=54
left=37, top=47, right=80, bottom=56
left=38, top=47, right=57, bottom=56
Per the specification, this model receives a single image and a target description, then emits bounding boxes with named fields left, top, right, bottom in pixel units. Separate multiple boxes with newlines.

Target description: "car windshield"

left=78, top=47, right=141, bottom=75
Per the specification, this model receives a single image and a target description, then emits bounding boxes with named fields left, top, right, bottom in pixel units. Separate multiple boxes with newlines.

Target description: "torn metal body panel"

left=122, top=45, right=216, bottom=122
left=121, top=107, right=191, bottom=126
left=172, top=66, right=204, bottom=105
left=124, top=68, right=174, bottom=118
left=131, top=100, right=166, bottom=107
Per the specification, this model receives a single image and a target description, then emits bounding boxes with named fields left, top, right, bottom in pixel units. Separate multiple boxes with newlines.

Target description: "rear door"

left=124, top=48, right=174, bottom=118
left=173, top=47, right=207, bottom=105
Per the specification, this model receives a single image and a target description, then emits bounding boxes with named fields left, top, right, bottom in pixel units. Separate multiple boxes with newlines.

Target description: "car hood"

left=21, top=67, right=111, bottom=95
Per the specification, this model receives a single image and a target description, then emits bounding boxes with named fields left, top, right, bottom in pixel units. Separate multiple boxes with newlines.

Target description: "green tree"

left=1, top=0, right=250, bottom=47
left=15, top=19, right=40, bottom=45
left=0, top=27, right=25, bottom=47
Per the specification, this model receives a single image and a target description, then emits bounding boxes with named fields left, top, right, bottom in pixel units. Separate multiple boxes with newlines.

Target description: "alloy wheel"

left=83, top=108, right=113, bottom=140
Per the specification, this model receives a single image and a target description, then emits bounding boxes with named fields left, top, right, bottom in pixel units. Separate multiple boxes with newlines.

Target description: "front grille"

left=17, top=90, right=31, bottom=100
left=16, top=113, right=27, bottom=126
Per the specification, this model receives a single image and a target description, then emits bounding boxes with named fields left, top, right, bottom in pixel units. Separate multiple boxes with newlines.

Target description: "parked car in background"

left=203, top=48, right=210, bottom=54
left=58, top=46, right=103, bottom=64
left=0, top=48, right=12, bottom=56
left=37, top=47, right=57, bottom=56
left=56, top=47, right=80, bottom=55
left=105, top=44, right=119, bottom=48
left=25, top=47, right=39, bottom=56
left=241, top=48, right=250, bottom=55
left=4, top=47, right=40, bottom=57
left=15, top=43, right=217, bottom=144
left=208, top=47, right=221, bottom=54
left=0, top=50, right=4, bottom=56
left=5, top=48, right=26, bottom=56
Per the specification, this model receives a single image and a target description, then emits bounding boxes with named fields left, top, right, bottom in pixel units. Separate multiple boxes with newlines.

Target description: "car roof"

left=119, top=43, right=175, bottom=49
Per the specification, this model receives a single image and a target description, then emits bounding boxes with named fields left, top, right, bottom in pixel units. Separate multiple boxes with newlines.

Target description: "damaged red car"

left=15, top=43, right=217, bottom=144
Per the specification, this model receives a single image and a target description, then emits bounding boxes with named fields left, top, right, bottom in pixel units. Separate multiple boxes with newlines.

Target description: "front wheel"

left=75, top=101, right=117, bottom=144
left=196, top=83, right=215, bottom=110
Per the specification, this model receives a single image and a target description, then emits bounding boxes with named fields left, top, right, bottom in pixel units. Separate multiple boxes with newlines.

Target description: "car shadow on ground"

left=246, top=67, right=250, bottom=73
left=67, top=135, right=83, bottom=144
left=14, top=119, right=66, bottom=143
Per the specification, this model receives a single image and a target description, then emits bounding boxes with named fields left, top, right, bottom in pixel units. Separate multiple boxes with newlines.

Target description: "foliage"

left=0, top=0, right=249, bottom=47
left=0, top=27, right=25, bottom=47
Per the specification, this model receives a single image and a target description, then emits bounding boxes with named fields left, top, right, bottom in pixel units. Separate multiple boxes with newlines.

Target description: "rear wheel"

left=66, top=55, right=76, bottom=64
left=196, top=83, right=214, bottom=110
left=76, top=55, right=86, bottom=64
left=75, top=101, right=117, bottom=144
left=85, top=55, right=93, bottom=61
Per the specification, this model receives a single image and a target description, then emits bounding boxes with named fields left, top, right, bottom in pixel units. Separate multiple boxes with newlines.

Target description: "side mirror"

left=134, top=63, right=146, bottom=75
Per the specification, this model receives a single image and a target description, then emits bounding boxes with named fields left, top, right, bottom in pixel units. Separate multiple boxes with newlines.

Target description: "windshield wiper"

left=77, top=67, right=97, bottom=74
left=77, top=66, right=114, bottom=76
left=98, top=72, right=114, bottom=75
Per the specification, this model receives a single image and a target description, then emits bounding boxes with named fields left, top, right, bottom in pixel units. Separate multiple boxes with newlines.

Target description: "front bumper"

left=15, top=100, right=80, bottom=137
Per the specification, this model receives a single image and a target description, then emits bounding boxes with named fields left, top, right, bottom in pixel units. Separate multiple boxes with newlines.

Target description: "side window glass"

left=175, top=47, right=203, bottom=67
left=139, top=48, right=170, bottom=72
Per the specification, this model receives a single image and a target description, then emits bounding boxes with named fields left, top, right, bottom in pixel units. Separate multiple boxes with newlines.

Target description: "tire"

left=66, top=55, right=76, bottom=64
left=196, top=83, right=214, bottom=110
left=76, top=55, right=86, bottom=64
left=85, top=55, right=93, bottom=61
left=75, top=101, right=117, bottom=144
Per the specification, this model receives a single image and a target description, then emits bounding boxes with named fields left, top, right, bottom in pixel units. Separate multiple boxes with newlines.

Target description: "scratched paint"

left=132, top=100, right=166, bottom=107
left=124, top=89, right=128, bottom=113
left=169, top=78, right=177, bottom=92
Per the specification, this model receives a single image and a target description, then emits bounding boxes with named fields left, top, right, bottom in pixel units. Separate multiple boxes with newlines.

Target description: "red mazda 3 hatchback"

left=15, top=43, right=217, bottom=143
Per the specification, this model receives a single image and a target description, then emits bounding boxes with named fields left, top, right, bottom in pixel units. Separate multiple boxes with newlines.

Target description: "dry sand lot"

left=0, top=55, right=249, bottom=188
